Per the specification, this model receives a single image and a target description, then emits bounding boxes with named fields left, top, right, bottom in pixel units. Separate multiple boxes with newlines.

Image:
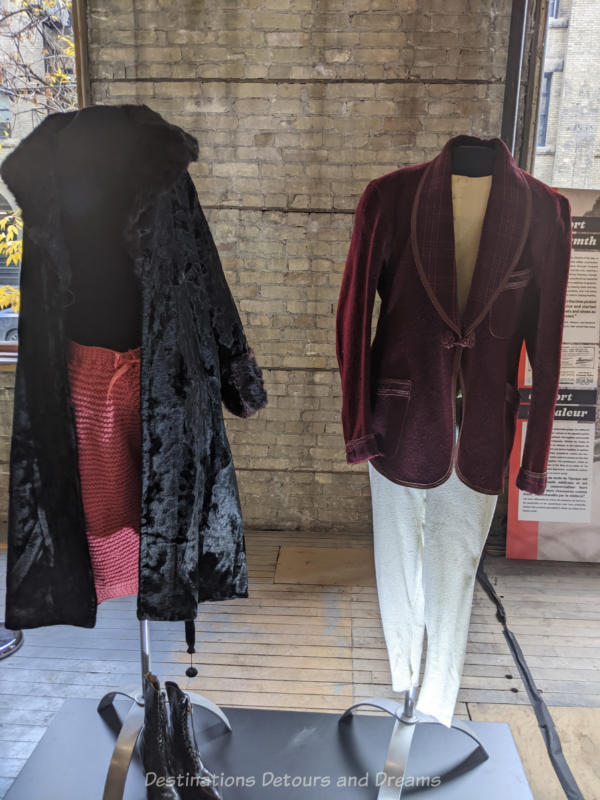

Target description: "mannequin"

left=3, top=103, right=266, bottom=633
left=56, top=106, right=142, bottom=349
left=452, top=144, right=495, bottom=425
left=451, top=144, right=494, bottom=315
left=367, top=141, right=499, bottom=727
left=56, top=108, right=148, bottom=603
left=337, top=133, right=571, bottom=725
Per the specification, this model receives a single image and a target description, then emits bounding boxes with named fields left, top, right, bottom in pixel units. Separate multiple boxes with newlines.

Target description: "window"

left=0, top=97, right=10, bottom=138
left=0, top=0, right=79, bottom=356
left=532, top=0, right=600, bottom=189
left=537, top=72, right=553, bottom=147
left=549, top=0, right=560, bottom=17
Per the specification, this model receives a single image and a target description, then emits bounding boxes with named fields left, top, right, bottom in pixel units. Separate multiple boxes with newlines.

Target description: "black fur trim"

left=221, top=348, right=268, bottom=418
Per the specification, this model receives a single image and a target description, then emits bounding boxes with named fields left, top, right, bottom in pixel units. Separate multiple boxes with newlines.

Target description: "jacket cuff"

left=346, top=434, right=382, bottom=464
left=221, top=347, right=267, bottom=418
left=516, top=467, right=547, bottom=495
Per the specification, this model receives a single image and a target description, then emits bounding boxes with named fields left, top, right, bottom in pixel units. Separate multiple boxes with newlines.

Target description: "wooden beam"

left=72, top=0, right=91, bottom=108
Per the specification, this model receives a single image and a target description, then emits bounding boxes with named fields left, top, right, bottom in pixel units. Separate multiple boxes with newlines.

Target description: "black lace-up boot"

left=165, top=681, right=222, bottom=800
left=139, top=673, right=182, bottom=800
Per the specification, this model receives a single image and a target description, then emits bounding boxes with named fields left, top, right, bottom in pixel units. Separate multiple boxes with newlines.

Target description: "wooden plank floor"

left=0, top=531, right=599, bottom=798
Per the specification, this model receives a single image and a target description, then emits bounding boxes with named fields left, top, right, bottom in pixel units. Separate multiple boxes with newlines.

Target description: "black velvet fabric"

left=1, top=105, right=267, bottom=629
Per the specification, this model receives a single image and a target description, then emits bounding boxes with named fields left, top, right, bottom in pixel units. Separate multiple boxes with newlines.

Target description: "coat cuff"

left=346, top=434, right=382, bottom=464
left=221, top=347, right=267, bottom=418
left=516, top=467, right=547, bottom=495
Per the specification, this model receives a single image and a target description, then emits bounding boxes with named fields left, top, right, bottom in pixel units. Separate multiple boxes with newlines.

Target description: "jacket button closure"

left=442, top=330, right=476, bottom=349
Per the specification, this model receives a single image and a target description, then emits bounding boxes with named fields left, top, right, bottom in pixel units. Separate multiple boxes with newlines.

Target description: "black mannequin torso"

left=450, top=141, right=496, bottom=423
left=451, top=143, right=496, bottom=177
left=56, top=106, right=143, bottom=351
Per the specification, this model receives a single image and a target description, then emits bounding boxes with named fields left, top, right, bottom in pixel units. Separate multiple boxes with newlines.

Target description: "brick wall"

left=86, top=0, right=514, bottom=531
left=2, top=1, right=516, bottom=536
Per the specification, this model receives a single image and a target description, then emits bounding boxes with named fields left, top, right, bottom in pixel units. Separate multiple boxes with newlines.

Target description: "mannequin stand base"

left=0, top=626, right=23, bottom=659
left=4, top=698, right=532, bottom=799
left=339, top=697, right=488, bottom=800
left=96, top=686, right=231, bottom=800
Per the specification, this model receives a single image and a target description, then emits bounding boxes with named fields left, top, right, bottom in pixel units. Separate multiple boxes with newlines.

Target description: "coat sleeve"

left=336, top=180, right=388, bottom=464
left=517, top=192, right=572, bottom=495
left=185, top=174, right=267, bottom=418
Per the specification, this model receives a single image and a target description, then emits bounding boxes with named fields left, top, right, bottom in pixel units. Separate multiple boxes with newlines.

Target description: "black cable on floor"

left=476, top=557, right=584, bottom=800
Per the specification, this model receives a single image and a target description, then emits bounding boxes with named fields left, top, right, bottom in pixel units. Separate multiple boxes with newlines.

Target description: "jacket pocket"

left=489, top=268, right=533, bottom=340
left=372, top=379, right=412, bottom=460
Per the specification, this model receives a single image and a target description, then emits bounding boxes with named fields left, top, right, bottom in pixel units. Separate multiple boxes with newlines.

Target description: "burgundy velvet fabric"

left=336, top=135, right=572, bottom=495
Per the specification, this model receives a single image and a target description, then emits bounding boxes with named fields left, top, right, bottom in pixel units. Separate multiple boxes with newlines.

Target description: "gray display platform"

left=5, top=697, right=533, bottom=799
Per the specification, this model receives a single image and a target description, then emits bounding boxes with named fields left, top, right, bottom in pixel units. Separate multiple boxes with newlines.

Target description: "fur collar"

left=1, top=104, right=199, bottom=247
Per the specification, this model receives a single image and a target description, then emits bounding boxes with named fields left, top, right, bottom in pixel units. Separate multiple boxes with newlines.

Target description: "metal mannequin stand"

left=0, top=625, right=23, bottom=659
left=339, top=688, right=489, bottom=799
left=96, top=620, right=231, bottom=800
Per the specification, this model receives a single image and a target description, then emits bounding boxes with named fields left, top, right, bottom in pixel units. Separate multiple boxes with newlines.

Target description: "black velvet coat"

left=1, top=105, right=267, bottom=630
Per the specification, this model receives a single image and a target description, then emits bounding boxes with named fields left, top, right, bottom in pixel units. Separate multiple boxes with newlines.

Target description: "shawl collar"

left=410, top=134, right=532, bottom=336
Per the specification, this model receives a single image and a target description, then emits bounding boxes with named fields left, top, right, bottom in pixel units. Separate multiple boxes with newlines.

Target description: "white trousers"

left=368, top=462, right=498, bottom=727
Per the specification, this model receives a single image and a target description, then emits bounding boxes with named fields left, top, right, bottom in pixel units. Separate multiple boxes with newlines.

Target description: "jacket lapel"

left=411, top=135, right=532, bottom=337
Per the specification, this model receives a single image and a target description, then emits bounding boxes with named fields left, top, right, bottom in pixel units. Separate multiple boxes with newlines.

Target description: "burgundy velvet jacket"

left=336, top=135, right=571, bottom=495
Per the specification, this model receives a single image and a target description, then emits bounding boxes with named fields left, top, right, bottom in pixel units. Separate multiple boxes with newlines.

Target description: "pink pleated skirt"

left=66, top=338, right=142, bottom=604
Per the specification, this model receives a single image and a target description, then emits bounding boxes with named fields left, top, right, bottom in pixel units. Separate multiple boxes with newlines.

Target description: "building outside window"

left=532, top=0, right=600, bottom=190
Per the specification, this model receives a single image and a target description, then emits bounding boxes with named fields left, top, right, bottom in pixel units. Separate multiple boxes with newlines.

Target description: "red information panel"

left=507, top=347, right=539, bottom=560
left=507, top=187, right=600, bottom=562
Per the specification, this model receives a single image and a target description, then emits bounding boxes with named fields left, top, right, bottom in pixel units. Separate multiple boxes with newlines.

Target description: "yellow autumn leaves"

left=0, top=213, right=22, bottom=312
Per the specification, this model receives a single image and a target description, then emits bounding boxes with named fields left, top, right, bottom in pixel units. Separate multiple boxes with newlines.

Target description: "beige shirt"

left=451, top=174, right=493, bottom=317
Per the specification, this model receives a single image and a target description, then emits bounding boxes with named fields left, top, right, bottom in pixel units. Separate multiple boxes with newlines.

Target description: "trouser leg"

left=415, top=469, right=497, bottom=727
left=368, top=462, right=427, bottom=692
